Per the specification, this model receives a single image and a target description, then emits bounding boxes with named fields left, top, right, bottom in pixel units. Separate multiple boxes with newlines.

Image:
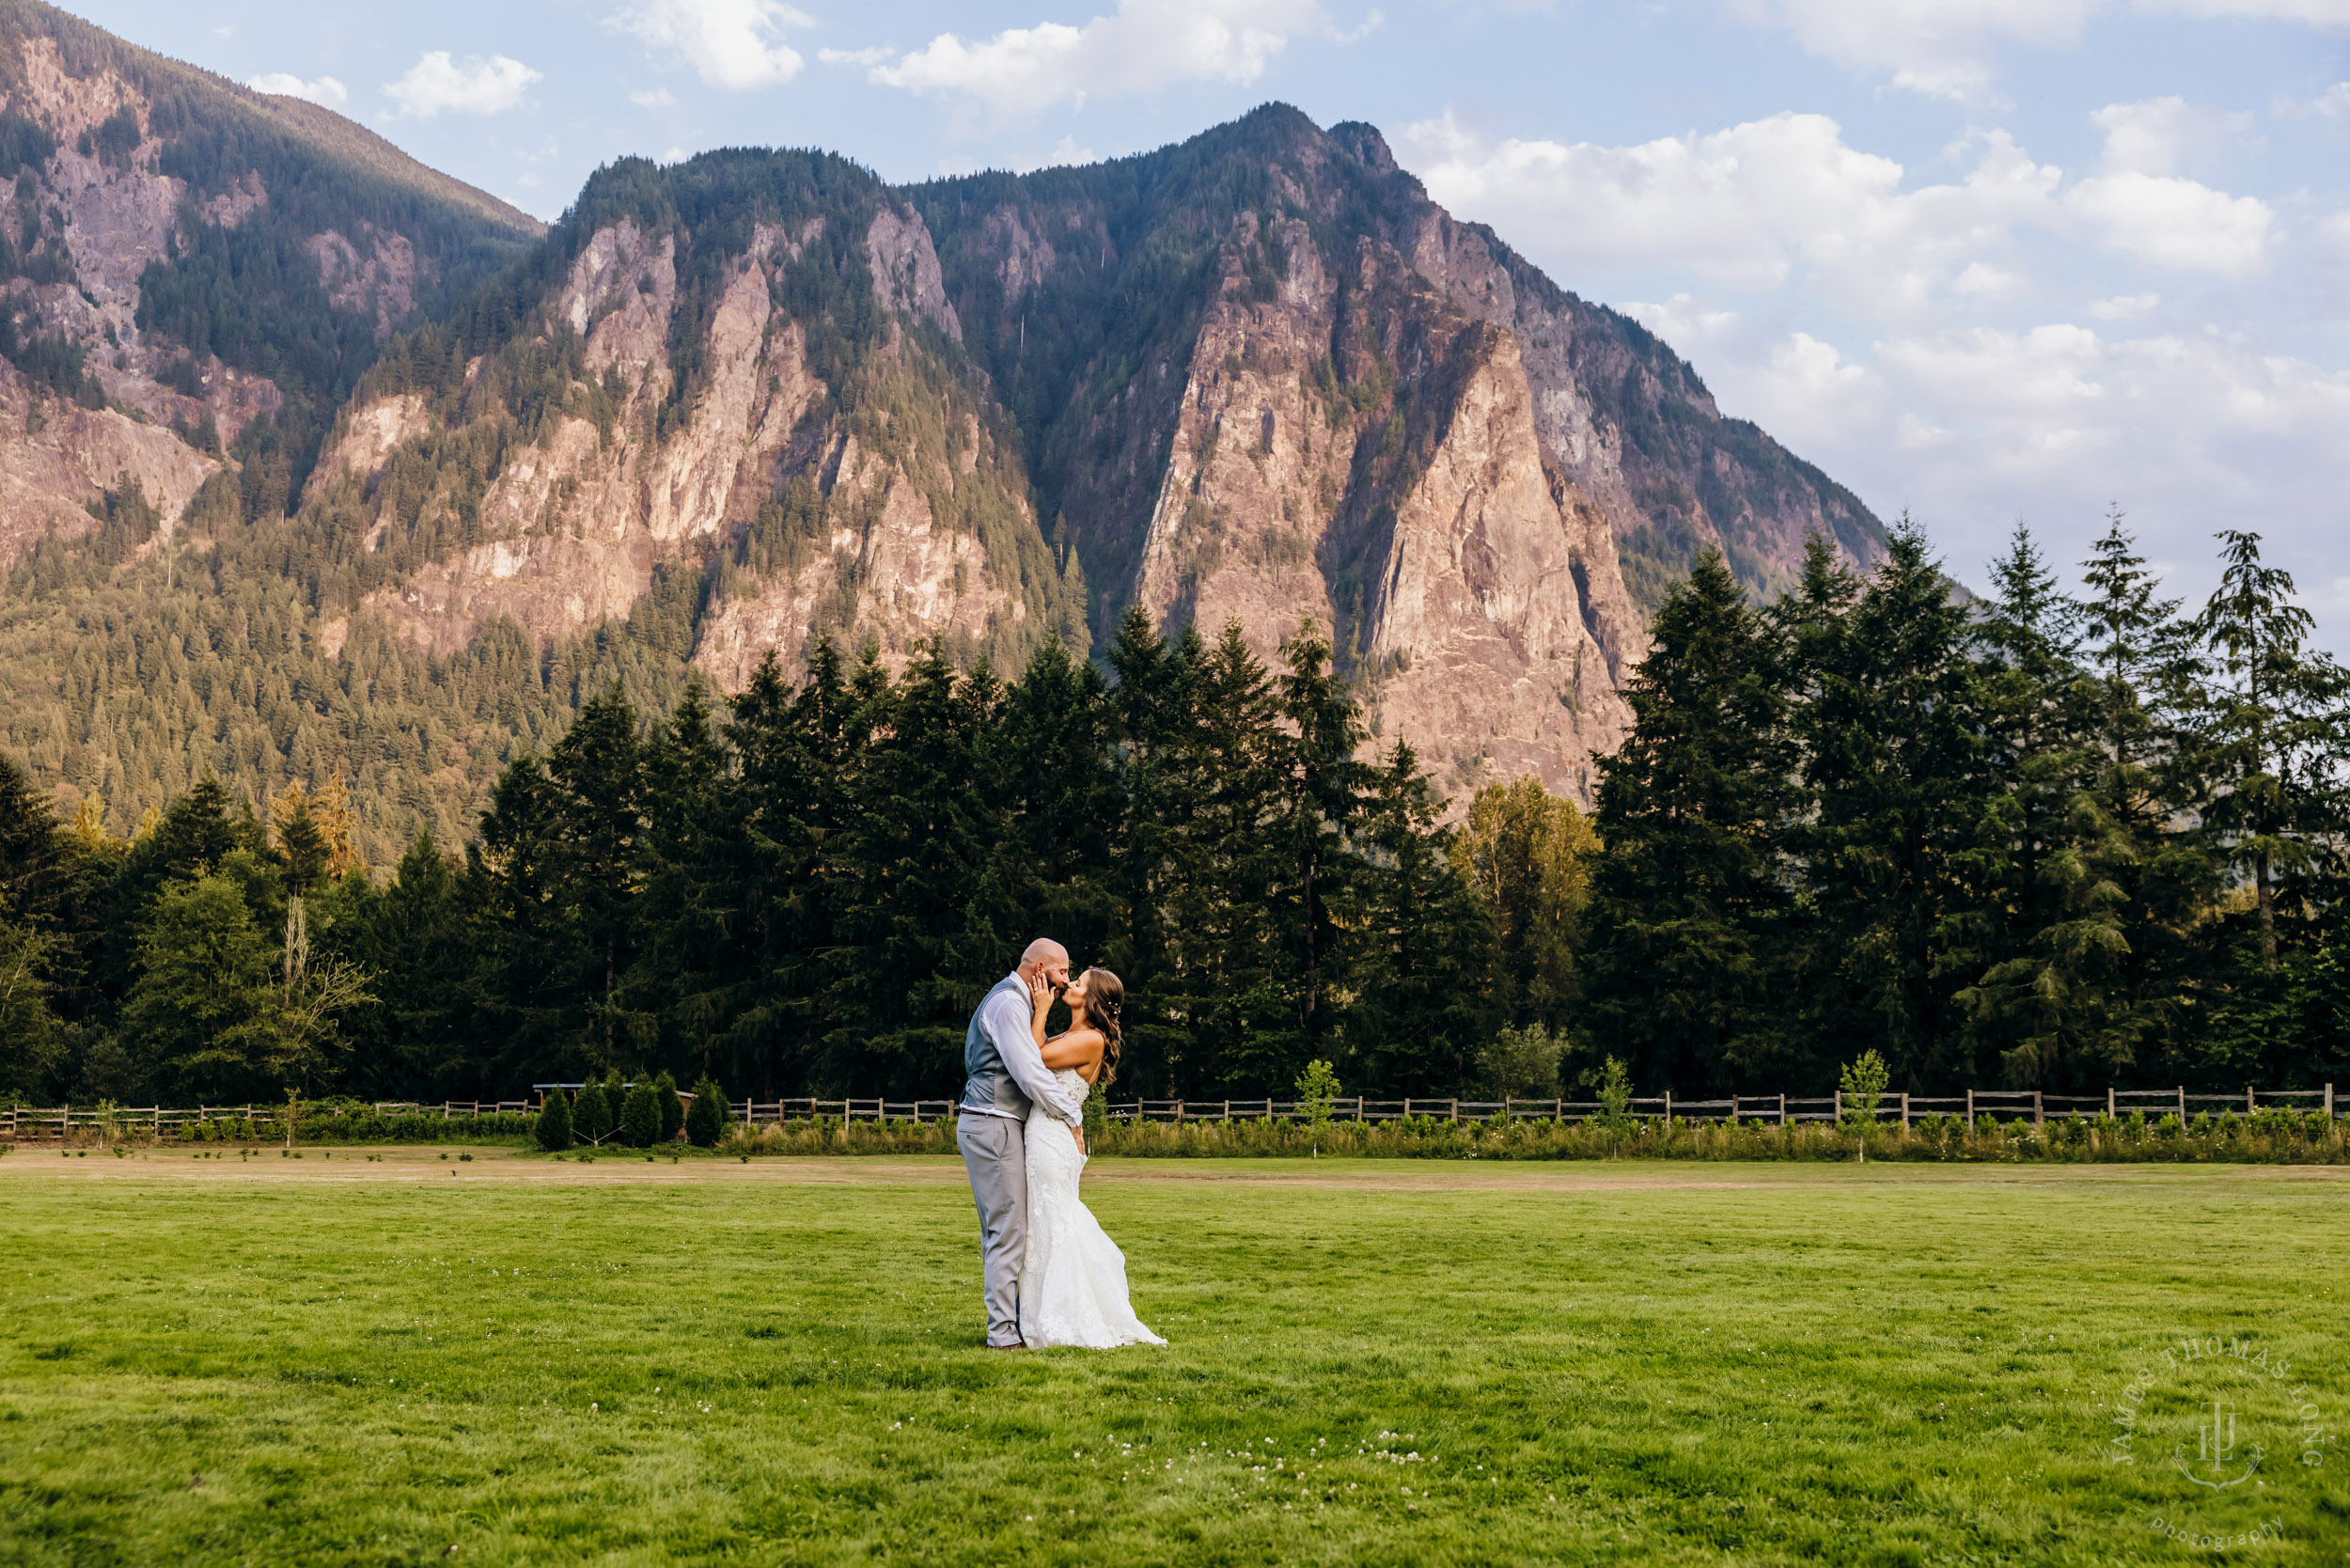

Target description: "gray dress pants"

left=957, top=1113, right=1027, bottom=1346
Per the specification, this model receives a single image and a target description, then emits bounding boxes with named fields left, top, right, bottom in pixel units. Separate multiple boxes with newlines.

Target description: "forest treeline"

left=1, top=519, right=2345, bottom=1106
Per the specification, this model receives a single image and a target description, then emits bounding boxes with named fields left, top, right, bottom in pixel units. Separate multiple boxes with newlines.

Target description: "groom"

left=958, top=937, right=1089, bottom=1349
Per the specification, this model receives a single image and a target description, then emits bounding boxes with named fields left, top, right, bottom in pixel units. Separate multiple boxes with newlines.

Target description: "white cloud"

left=2066, top=171, right=2273, bottom=274
left=2315, top=81, right=2350, bottom=118
left=870, top=0, right=1328, bottom=115
left=384, top=53, right=541, bottom=118
left=1024, top=135, right=1101, bottom=170
left=1705, top=319, right=2350, bottom=628
left=1624, top=294, right=1742, bottom=344
left=818, top=45, right=896, bottom=67
left=1737, top=0, right=2350, bottom=100
left=607, top=0, right=810, bottom=90
left=629, top=86, right=678, bottom=108
left=1727, top=0, right=2097, bottom=101
left=2088, top=291, right=2161, bottom=319
left=2090, top=96, right=2254, bottom=175
left=1402, top=110, right=2059, bottom=318
left=247, top=72, right=348, bottom=108
left=1952, top=261, right=2029, bottom=298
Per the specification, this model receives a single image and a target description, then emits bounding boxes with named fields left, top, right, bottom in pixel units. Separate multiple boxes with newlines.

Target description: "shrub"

left=1480, top=1026, right=1561, bottom=1099
left=683, top=1077, right=728, bottom=1148
left=655, top=1073, right=684, bottom=1142
left=535, top=1088, right=573, bottom=1152
left=572, top=1080, right=613, bottom=1146
left=619, top=1081, right=661, bottom=1148
left=1592, top=1057, right=1634, bottom=1131
left=1296, top=1058, right=1340, bottom=1139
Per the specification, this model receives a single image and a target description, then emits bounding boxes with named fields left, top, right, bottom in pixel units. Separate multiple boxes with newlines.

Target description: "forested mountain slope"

left=0, top=44, right=1881, bottom=857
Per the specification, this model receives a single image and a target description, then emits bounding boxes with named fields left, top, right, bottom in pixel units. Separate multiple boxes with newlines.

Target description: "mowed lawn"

left=1, top=1152, right=2343, bottom=1565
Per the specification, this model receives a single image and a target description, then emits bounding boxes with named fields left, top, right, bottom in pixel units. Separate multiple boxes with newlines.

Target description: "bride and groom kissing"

left=957, top=938, right=1164, bottom=1351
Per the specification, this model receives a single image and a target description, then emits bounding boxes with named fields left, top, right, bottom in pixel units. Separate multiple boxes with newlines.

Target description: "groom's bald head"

left=1018, top=938, right=1070, bottom=989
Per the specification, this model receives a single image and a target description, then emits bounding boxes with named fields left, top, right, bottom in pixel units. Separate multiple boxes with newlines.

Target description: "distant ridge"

left=0, top=0, right=540, bottom=235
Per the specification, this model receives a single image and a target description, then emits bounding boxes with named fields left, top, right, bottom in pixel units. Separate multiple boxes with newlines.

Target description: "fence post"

left=1554, top=1098, right=1562, bottom=1121
left=2178, top=1086, right=2186, bottom=1122
left=1834, top=1090, right=1841, bottom=1122
left=1663, top=1090, right=1672, bottom=1123
left=1402, top=1098, right=1411, bottom=1120
left=2107, top=1087, right=2115, bottom=1119
left=1777, top=1094, right=1785, bottom=1126
left=2329, top=1084, right=2336, bottom=1120
left=1223, top=1101, right=1231, bottom=1122
left=1901, top=1093, right=1910, bottom=1130
left=2247, top=1085, right=2255, bottom=1115
left=1966, top=1089, right=1975, bottom=1123
left=2034, top=1091, right=2044, bottom=1128
left=1450, top=1100, right=1460, bottom=1122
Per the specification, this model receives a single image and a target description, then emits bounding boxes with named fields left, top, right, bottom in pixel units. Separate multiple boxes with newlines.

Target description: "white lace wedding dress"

left=1020, top=1068, right=1166, bottom=1349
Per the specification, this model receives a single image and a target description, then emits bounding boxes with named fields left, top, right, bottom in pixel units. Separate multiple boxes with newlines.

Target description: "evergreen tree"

left=1102, top=607, right=1203, bottom=1096
left=1261, top=619, right=1373, bottom=1085
left=823, top=643, right=993, bottom=1096
left=470, top=761, right=577, bottom=1086
left=0, top=912, right=66, bottom=1102
left=1449, top=776, right=1598, bottom=1033
left=1586, top=548, right=1800, bottom=1092
left=121, top=873, right=279, bottom=1101
left=0, top=752, right=67, bottom=925
left=1345, top=743, right=1499, bottom=1095
left=535, top=1086, right=573, bottom=1151
left=654, top=1070, right=683, bottom=1142
left=955, top=635, right=1120, bottom=1018
left=2184, top=530, right=2347, bottom=964
left=683, top=1074, right=728, bottom=1146
left=621, top=682, right=733, bottom=1074
left=2074, top=510, right=2212, bottom=1072
left=619, top=1078, right=660, bottom=1147
left=1946, top=526, right=2130, bottom=1089
left=572, top=1075, right=613, bottom=1145
left=1165, top=623, right=1292, bottom=1094
left=702, top=642, right=868, bottom=1098
left=333, top=833, right=472, bottom=1099
left=1792, top=520, right=1986, bottom=1089
left=546, top=684, right=651, bottom=1058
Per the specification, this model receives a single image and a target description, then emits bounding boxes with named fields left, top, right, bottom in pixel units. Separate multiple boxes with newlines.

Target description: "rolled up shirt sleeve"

left=990, top=986, right=1085, bottom=1125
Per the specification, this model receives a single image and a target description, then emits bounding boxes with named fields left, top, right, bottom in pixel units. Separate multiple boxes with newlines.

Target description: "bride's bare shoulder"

left=1041, top=1027, right=1106, bottom=1071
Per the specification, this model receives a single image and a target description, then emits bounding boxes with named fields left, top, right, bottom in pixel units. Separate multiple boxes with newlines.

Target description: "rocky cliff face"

left=0, top=61, right=1885, bottom=842
left=914, top=107, right=1882, bottom=803
left=0, top=0, right=537, bottom=567
left=1110, top=209, right=1637, bottom=799
left=305, top=177, right=1079, bottom=685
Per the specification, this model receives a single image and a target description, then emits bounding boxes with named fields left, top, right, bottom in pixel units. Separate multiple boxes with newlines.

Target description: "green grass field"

left=1, top=1150, right=2342, bottom=1565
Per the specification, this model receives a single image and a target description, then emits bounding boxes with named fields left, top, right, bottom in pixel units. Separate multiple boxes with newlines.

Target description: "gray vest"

left=959, top=974, right=1032, bottom=1118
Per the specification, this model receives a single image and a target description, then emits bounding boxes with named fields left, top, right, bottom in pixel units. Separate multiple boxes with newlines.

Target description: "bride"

left=1018, top=965, right=1165, bottom=1349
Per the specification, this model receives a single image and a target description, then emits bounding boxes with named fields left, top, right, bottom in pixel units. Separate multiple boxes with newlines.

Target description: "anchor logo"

left=2173, top=1398, right=2263, bottom=1491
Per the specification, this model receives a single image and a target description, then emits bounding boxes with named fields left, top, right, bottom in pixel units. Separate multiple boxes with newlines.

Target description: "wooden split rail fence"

left=8, top=1088, right=2338, bottom=1143
left=2, top=1101, right=534, bottom=1143
left=1087, top=1086, right=2340, bottom=1128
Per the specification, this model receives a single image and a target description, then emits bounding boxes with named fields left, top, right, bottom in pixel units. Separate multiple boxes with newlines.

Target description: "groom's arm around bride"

left=955, top=938, right=1088, bottom=1348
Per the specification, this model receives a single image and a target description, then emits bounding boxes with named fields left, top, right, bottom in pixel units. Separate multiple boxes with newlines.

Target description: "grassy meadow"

left=0, top=1149, right=2343, bottom=1565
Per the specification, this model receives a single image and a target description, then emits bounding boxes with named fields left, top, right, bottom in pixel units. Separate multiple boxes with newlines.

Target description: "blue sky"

left=60, top=0, right=2350, bottom=640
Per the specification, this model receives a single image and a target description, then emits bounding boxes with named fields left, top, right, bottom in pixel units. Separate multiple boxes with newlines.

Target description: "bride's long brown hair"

left=1077, top=967, right=1124, bottom=1089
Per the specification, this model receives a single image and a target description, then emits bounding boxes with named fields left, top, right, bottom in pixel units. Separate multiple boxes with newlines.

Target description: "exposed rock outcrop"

left=0, top=358, right=218, bottom=564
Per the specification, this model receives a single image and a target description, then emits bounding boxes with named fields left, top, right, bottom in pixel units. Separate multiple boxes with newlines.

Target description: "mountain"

left=0, top=23, right=1881, bottom=860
